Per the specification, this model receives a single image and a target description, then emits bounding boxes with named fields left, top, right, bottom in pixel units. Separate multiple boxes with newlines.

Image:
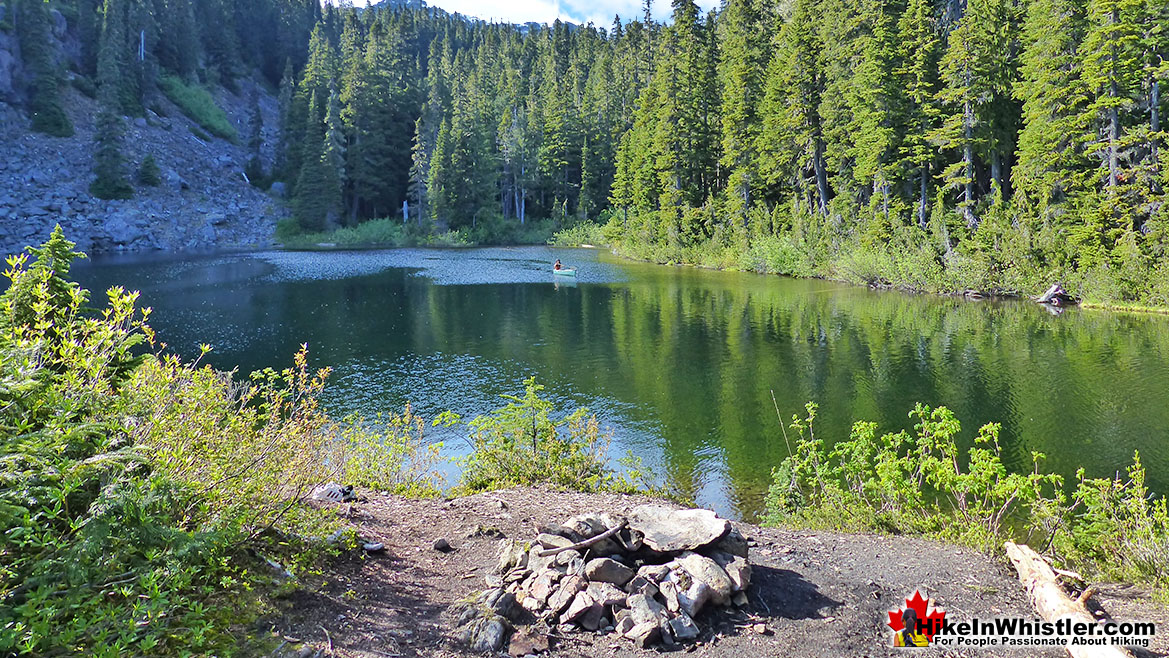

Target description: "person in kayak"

left=554, top=259, right=562, bottom=270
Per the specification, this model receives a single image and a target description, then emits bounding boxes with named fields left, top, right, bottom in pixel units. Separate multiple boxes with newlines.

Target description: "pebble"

left=432, top=537, right=453, bottom=552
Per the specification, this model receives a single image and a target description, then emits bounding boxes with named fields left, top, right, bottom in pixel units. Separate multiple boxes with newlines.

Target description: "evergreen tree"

left=18, top=0, right=74, bottom=136
left=897, top=0, right=944, bottom=227
left=717, top=0, right=768, bottom=227
left=756, top=0, right=830, bottom=215
left=1081, top=0, right=1142, bottom=192
left=91, top=0, right=132, bottom=200
left=1013, top=0, right=1089, bottom=214
left=137, top=153, right=161, bottom=186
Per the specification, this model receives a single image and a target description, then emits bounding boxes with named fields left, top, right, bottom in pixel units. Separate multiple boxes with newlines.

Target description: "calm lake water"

left=75, top=246, right=1169, bottom=520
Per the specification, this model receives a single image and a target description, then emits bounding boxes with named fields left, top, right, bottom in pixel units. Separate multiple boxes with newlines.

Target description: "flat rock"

left=584, top=557, right=634, bottom=586
left=628, top=505, right=729, bottom=553
left=676, top=552, right=733, bottom=605
left=537, top=533, right=575, bottom=551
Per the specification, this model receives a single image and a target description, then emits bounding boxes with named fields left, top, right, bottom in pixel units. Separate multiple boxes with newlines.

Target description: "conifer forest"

left=14, top=0, right=1169, bottom=300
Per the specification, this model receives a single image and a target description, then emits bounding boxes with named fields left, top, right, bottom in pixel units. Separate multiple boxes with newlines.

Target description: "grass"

left=158, top=75, right=238, bottom=142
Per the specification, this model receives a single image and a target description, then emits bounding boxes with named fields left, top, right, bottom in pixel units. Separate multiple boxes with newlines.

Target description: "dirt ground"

left=273, top=488, right=1167, bottom=658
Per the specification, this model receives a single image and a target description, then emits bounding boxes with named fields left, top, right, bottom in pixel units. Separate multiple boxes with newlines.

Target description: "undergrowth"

left=0, top=227, right=438, bottom=655
left=765, top=402, right=1169, bottom=598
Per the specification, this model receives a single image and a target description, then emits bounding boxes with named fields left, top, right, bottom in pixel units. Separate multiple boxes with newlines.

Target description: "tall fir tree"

left=18, top=0, right=74, bottom=136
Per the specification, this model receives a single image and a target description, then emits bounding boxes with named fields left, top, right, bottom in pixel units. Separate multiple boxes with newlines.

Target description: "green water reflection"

left=74, top=247, right=1169, bottom=520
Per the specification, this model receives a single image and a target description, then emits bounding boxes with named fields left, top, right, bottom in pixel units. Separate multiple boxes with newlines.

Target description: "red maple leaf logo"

left=887, top=590, right=947, bottom=642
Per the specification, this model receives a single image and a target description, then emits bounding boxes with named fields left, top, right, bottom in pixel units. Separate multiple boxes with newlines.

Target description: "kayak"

left=553, top=268, right=576, bottom=277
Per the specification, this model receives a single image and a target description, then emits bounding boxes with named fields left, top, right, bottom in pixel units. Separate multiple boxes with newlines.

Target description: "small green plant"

left=159, top=75, right=238, bottom=142
left=137, top=154, right=161, bottom=186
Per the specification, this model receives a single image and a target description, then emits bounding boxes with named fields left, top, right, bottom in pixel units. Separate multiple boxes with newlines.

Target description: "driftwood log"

left=1037, top=283, right=1079, bottom=306
left=1003, top=542, right=1132, bottom=658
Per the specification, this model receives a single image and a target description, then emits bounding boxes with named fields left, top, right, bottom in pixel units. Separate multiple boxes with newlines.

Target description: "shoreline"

left=272, top=486, right=1169, bottom=657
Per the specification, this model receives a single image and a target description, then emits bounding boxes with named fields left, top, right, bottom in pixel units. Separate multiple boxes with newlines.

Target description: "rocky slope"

left=0, top=14, right=286, bottom=256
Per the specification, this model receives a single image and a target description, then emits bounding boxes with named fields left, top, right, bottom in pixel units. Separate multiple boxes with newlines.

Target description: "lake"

left=74, top=246, right=1169, bottom=520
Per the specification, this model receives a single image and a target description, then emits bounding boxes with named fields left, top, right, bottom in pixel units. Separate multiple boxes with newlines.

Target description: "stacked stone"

left=452, top=505, right=752, bottom=653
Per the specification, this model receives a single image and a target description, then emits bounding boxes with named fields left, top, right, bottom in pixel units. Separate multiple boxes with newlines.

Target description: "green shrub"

left=551, top=221, right=607, bottom=247
left=158, top=75, right=238, bottom=142
left=448, top=378, right=659, bottom=495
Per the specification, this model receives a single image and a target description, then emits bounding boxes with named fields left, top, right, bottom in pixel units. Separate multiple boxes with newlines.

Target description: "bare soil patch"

left=271, top=488, right=1166, bottom=658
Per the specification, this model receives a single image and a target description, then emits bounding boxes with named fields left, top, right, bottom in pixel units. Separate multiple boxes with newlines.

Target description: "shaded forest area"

left=9, top=0, right=1169, bottom=300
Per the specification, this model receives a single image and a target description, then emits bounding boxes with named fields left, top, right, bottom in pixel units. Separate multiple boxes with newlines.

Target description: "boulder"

left=625, top=621, right=660, bottom=648
left=715, top=526, right=749, bottom=558
left=629, top=505, right=729, bottom=553
left=658, top=579, right=680, bottom=613
left=546, top=575, right=586, bottom=615
left=479, top=588, right=519, bottom=621
left=676, top=552, right=733, bottom=605
left=268, top=181, right=286, bottom=198
left=626, top=593, right=666, bottom=628
left=496, top=540, right=528, bottom=574
left=585, top=581, right=627, bottom=607
left=560, top=591, right=597, bottom=625
left=458, top=615, right=510, bottom=653
left=711, top=551, right=751, bottom=592
left=584, top=557, right=634, bottom=586
left=677, top=580, right=712, bottom=618
left=667, top=613, right=700, bottom=642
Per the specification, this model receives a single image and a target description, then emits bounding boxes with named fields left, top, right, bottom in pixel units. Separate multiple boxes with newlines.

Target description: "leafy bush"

left=449, top=378, right=659, bottom=495
left=551, top=221, right=607, bottom=247
left=765, top=402, right=1169, bottom=594
left=0, top=229, right=437, bottom=655
left=158, top=75, right=238, bottom=142
left=328, top=405, right=443, bottom=497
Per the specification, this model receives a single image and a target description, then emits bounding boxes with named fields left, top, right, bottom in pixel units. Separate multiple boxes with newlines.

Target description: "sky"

left=387, top=0, right=722, bottom=31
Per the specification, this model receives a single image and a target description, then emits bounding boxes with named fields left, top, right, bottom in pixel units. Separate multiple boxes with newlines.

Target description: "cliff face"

left=0, top=10, right=286, bottom=257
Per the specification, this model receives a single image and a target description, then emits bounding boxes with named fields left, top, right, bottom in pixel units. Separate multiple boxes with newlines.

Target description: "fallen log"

left=1003, top=542, right=1132, bottom=658
left=1036, top=283, right=1079, bottom=306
